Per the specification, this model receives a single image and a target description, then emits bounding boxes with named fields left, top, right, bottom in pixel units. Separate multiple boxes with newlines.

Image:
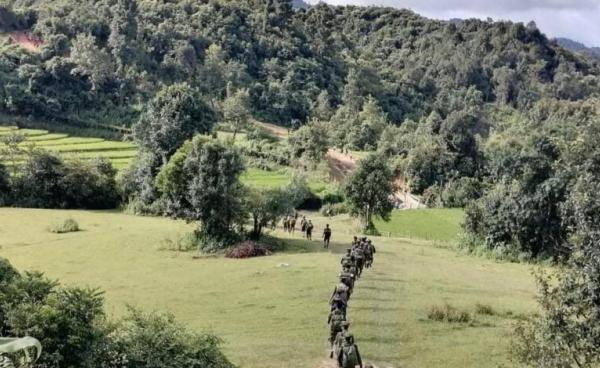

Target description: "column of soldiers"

left=327, top=237, right=377, bottom=368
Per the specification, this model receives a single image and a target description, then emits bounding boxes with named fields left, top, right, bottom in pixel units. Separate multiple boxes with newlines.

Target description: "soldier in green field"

left=341, top=249, right=353, bottom=267
left=353, top=243, right=365, bottom=278
left=323, top=224, right=332, bottom=248
left=306, top=220, right=314, bottom=240
left=338, top=334, right=363, bottom=368
left=330, top=280, right=350, bottom=304
left=327, top=307, right=346, bottom=352
left=331, top=320, right=351, bottom=359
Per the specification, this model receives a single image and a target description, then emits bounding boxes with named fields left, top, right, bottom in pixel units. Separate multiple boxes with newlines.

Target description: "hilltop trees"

left=345, top=154, right=394, bottom=232
left=133, top=83, right=216, bottom=166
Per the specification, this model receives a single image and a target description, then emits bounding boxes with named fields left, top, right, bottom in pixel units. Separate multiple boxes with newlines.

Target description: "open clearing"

left=0, top=207, right=538, bottom=368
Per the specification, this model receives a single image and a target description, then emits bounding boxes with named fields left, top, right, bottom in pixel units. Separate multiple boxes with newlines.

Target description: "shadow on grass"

left=264, top=234, right=353, bottom=255
left=352, top=306, right=401, bottom=312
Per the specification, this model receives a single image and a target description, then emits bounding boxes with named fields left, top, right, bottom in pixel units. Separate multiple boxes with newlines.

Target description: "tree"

left=288, top=120, right=329, bottom=164
left=0, top=131, right=25, bottom=176
left=70, top=34, right=114, bottom=90
left=222, top=86, right=251, bottom=141
left=246, top=187, right=293, bottom=239
left=132, top=83, right=216, bottom=165
left=0, top=163, right=10, bottom=206
left=184, top=140, right=246, bottom=248
left=108, top=0, right=138, bottom=77
left=344, top=154, right=394, bottom=231
left=513, top=175, right=600, bottom=367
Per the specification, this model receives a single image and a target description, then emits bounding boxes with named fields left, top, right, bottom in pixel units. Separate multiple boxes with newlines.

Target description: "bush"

left=475, top=303, right=495, bottom=316
left=0, top=258, right=235, bottom=368
left=441, top=177, right=484, bottom=208
left=161, top=232, right=199, bottom=252
left=225, top=241, right=273, bottom=259
left=427, top=304, right=471, bottom=323
left=13, top=152, right=120, bottom=209
left=48, top=218, right=80, bottom=233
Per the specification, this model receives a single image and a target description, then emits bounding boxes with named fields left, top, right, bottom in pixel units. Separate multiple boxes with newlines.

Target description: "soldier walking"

left=323, top=224, right=332, bottom=248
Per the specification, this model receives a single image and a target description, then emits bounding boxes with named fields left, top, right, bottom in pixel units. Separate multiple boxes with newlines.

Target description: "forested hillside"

left=3, top=0, right=600, bottom=260
left=0, top=0, right=598, bottom=129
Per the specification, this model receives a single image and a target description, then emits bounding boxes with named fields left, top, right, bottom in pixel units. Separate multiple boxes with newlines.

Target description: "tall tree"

left=184, top=140, right=246, bottom=248
left=344, top=154, right=394, bottom=231
left=223, top=86, right=251, bottom=141
left=108, top=0, right=138, bottom=77
left=132, top=83, right=216, bottom=165
left=514, top=174, right=600, bottom=367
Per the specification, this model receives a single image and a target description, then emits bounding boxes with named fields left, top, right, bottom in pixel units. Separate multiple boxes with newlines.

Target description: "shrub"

left=13, top=152, right=119, bottom=209
left=225, top=241, right=273, bottom=259
left=0, top=258, right=235, bottom=368
left=161, top=232, right=199, bottom=252
left=427, top=304, right=471, bottom=323
left=441, top=177, right=484, bottom=208
left=48, top=218, right=80, bottom=233
left=475, top=303, right=495, bottom=316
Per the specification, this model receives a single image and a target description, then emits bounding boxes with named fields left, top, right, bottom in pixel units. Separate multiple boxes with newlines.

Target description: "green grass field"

left=0, top=207, right=538, bottom=368
left=374, top=209, right=465, bottom=242
left=0, top=126, right=136, bottom=170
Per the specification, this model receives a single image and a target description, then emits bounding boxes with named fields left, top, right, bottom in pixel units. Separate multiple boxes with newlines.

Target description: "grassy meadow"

left=0, top=207, right=539, bottom=368
left=374, top=209, right=465, bottom=242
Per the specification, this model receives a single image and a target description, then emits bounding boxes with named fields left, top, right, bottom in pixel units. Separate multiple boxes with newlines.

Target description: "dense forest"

left=0, top=0, right=598, bottom=127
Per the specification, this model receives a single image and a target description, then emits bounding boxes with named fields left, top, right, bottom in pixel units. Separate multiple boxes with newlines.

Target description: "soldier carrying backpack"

left=327, top=307, right=346, bottom=351
left=338, top=334, right=363, bottom=368
left=330, top=281, right=350, bottom=304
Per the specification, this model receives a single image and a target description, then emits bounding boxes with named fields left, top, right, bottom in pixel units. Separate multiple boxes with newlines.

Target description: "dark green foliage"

left=132, top=83, right=216, bottom=165
left=246, top=187, right=293, bottom=239
left=513, top=175, right=600, bottom=367
left=99, top=309, right=234, bottom=368
left=156, top=138, right=245, bottom=249
left=288, top=120, right=329, bottom=164
left=0, top=163, right=10, bottom=206
left=185, top=141, right=245, bottom=248
left=344, top=154, right=394, bottom=231
left=12, top=152, right=119, bottom=209
left=1, top=1, right=597, bottom=131
left=0, top=258, right=235, bottom=368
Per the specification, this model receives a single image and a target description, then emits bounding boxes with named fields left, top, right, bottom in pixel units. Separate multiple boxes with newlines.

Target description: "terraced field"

left=0, top=126, right=136, bottom=170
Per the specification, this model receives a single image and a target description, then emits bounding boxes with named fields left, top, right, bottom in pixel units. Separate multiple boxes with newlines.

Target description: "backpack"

left=331, top=312, right=345, bottom=330
left=324, top=228, right=331, bottom=236
left=342, top=344, right=358, bottom=367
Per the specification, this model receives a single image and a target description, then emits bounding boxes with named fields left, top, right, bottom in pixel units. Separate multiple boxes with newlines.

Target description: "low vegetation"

left=427, top=304, right=472, bottom=324
left=48, top=218, right=79, bottom=233
left=0, top=257, right=234, bottom=368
